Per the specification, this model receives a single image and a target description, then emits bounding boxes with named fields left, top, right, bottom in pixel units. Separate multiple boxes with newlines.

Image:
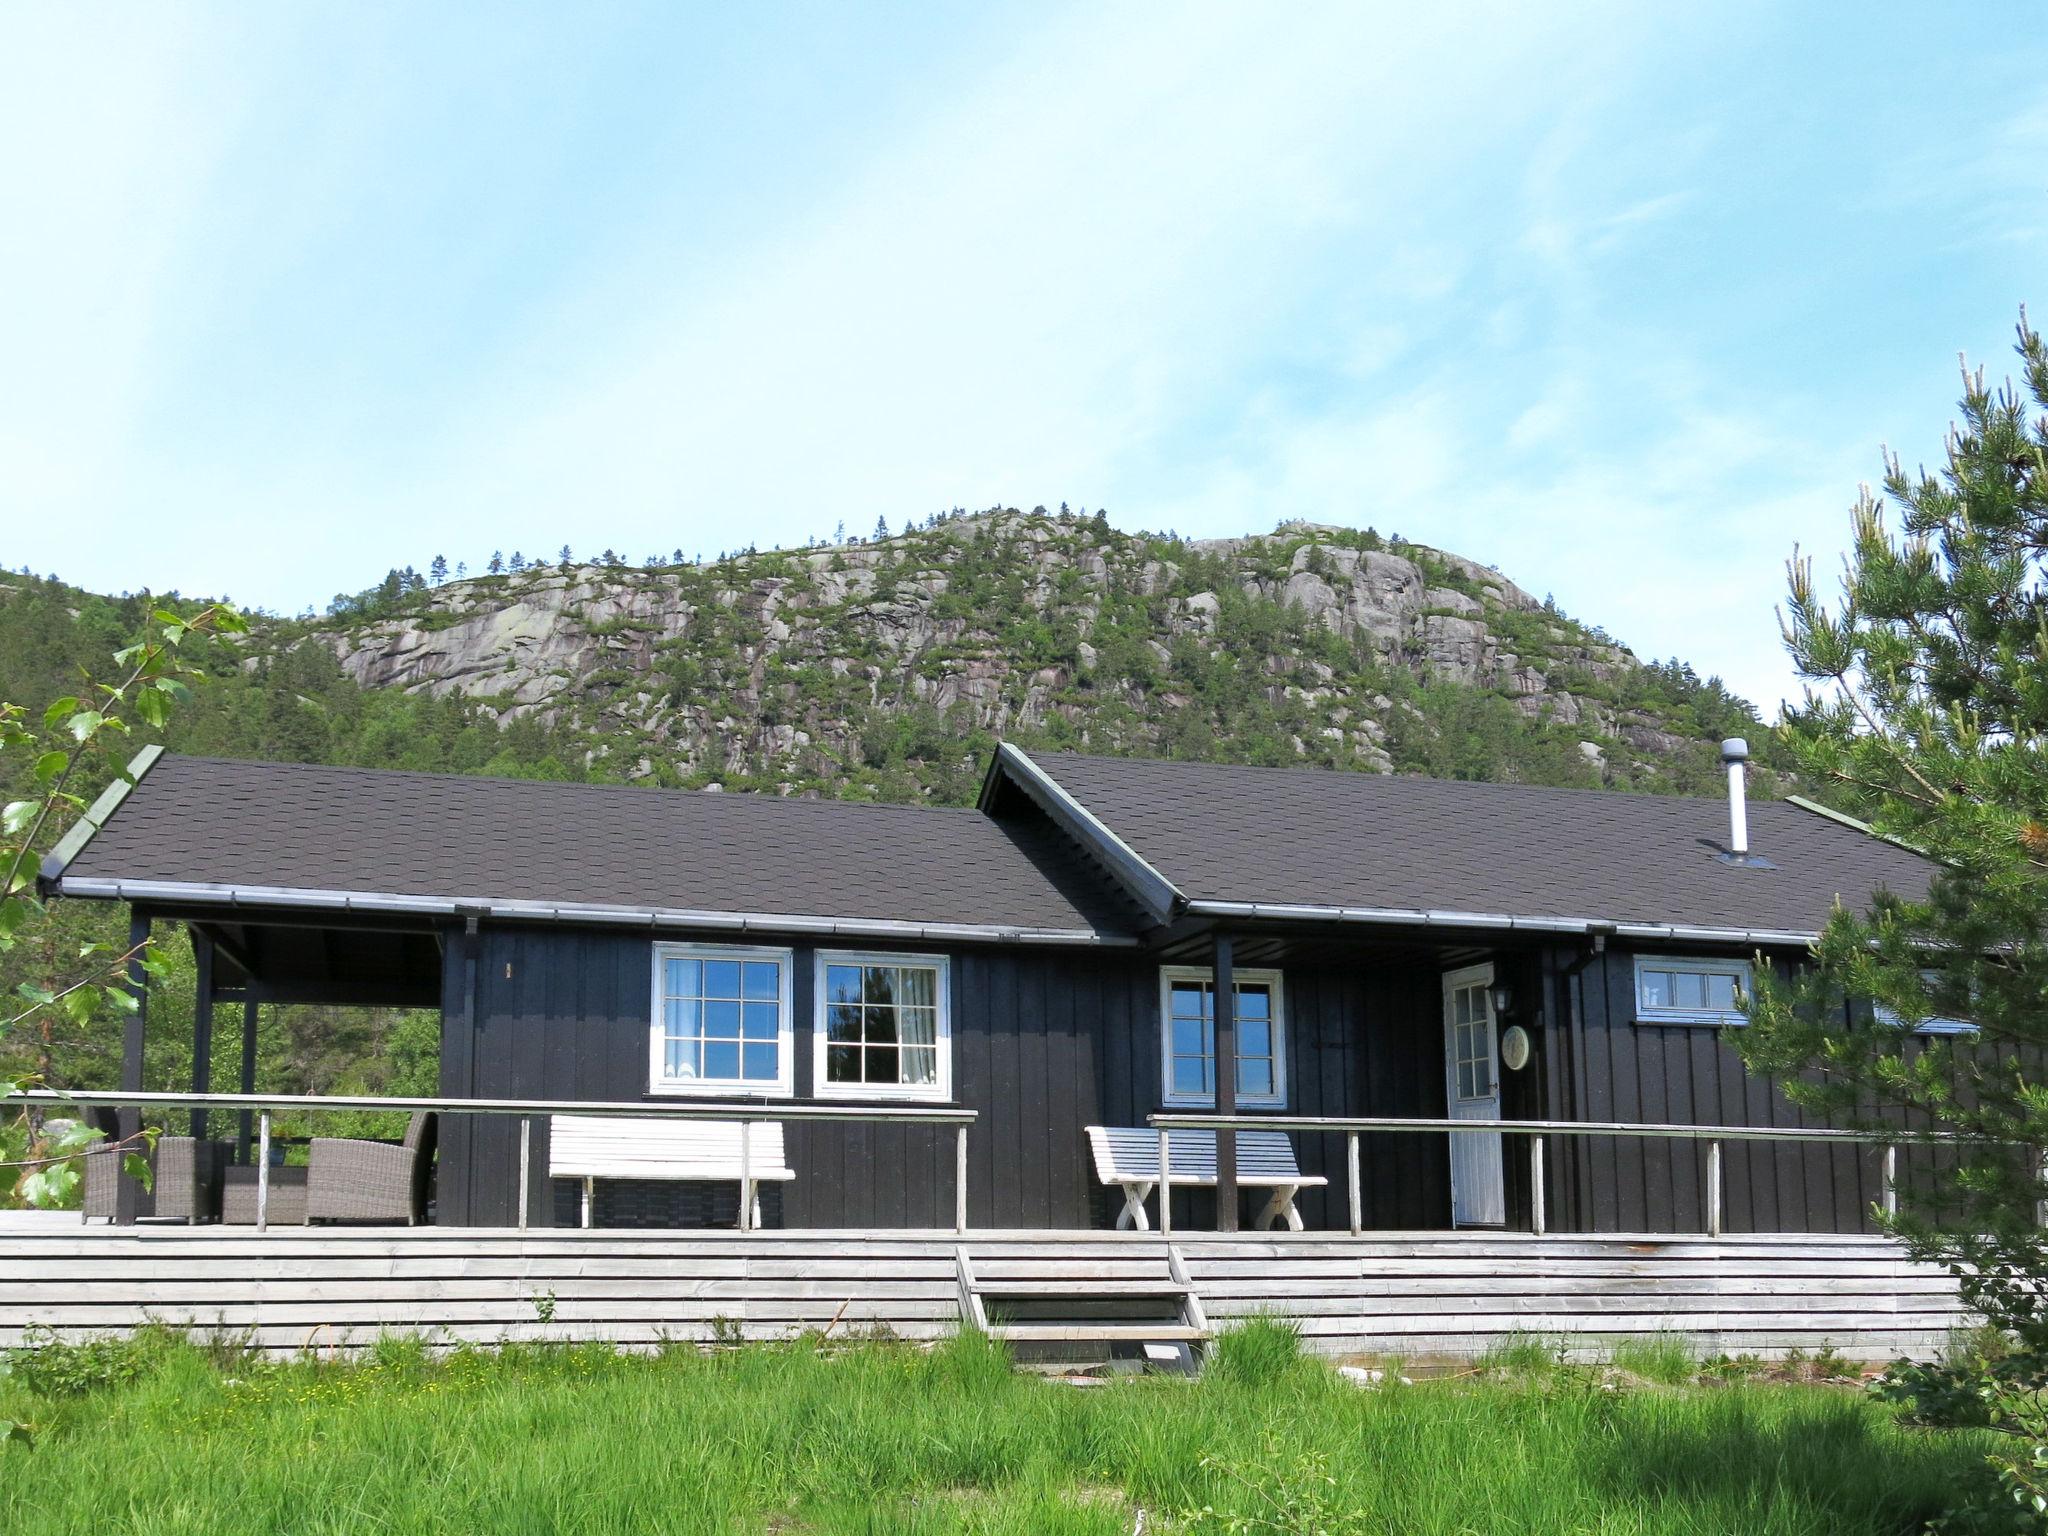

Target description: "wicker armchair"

left=82, top=1134, right=230, bottom=1223
left=306, top=1112, right=435, bottom=1224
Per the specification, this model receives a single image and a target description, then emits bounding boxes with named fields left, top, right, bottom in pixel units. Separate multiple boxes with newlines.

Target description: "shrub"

left=5, top=1324, right=180, bottom=1397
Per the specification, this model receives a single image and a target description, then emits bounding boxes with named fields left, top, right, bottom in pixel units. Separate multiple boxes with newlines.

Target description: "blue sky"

left=3, top=4, right=2044, bottom=714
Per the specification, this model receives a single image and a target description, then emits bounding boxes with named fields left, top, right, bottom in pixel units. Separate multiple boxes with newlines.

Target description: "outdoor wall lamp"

left=1487, top=981, right=1515, bottom=1019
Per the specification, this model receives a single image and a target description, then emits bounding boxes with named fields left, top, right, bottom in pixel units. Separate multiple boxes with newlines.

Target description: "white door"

left=1443, top=964, right=1505, bottom=1226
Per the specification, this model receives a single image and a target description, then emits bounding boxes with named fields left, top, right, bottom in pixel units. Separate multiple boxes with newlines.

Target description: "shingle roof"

left=1018, top=749, right=1936, bottom=939
left=55, top=754, right=1132, bottom=939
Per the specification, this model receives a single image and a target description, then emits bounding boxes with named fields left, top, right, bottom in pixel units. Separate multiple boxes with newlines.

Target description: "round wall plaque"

left=1499, top=1024, right=1533, bottom=1072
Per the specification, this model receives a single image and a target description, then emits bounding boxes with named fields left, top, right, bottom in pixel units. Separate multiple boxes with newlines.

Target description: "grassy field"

left=0, top=1324, right=1997, bottom=1534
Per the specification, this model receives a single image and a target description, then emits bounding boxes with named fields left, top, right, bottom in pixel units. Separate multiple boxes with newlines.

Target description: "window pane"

left=1676, top=971, right=1706, bottom=1009
left=666, top=1038, right=696, bottom=1079
left=1239, top=1016, right=1270, bottom=1057
left=1239, top=1059, right=1273, bottom=1098
left=864, top=1046, right=898, bottom=1085
left=741, top=1043, right=777, bottom=1081
left=901, top=1046, right=938, bottom=1086
left=665, top=958, right=700, bottom=998
left=898, top=967, right=936, bottom=1009
left=1172, top=1056, right=1210, bottom=1095
left=1236, top=984, right=1270, bottom=1020
left=742, top=962, right=780, bottom=1001
left=826, top=965, right=863, bottom=1006
left=702, top=960, right=742, bottom=999
left=1457, top=1062, right=1475, bottom=1099
left=826, top=1004, right=862, bottom=1044
left=900, top=1006, right=937, bottom=1047
left=704, top=1000, right=741, bottom=1039
left=1705, top=973, right=1737, bottom=1010
left=742, top=1002, right=779, bottom=1040
left=1641, top=971, right=1674, bottom=1008
left=1475, top=1061, right=1493, bottom=1097
left=863, top=966, right=896, bottom=1006
left=865, top=1004, right=898, bottom=1046
left=1170, top=983, right=1208, bottom=1018
left=703, top=1040, right=740, bottom=1080
left=1171, top=1016, right=1207, bottom=1057
left=825, top=1044, right=859, bottom=1083
left=665, top=997, right=698, bottom=1037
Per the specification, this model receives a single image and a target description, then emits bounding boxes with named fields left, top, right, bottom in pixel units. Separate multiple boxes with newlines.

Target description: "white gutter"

left=1183, top=898, right=1816, bottom=949
left=53, top=875, right=1137, bottom=948
left=991, top=743, right=1185, bottom=924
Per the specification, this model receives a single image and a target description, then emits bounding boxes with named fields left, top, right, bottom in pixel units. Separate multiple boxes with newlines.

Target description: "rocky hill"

left=264, top=507, right=1766, bottom=803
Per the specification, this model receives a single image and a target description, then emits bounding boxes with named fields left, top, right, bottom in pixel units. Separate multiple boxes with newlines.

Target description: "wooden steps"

left=0, top=1216, right=1972, bottom=1362
left=955, top=1243, right=1210, bottom=1360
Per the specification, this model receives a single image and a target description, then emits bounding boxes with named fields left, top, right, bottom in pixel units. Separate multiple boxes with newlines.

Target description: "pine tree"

left=488, top=552, right=504, bottom=575
left=429, top=554, right=448, bottom=585
left=455, top=561, right=467, bottom=580
left=872, top=516, right=889, bottom=541
left=509, top=551, right=526, bottom=573
left=671, top=548, right=685, bottom=565
left=558, top=545, right=573, bottom=567
left=1740, top=311, right=2048, bottom=1419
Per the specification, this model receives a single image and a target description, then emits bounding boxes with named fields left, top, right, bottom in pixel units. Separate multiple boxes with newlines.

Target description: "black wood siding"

left=437, top=926, right=1452, bottom=1230
left=435, top=926, right=1887, bottom=1234
left=1543, top=943, right=1886, bottom=1235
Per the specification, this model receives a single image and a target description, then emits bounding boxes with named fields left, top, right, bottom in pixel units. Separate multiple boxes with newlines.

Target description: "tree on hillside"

left=488, top=551, right=504, bottom=575
left=873, top=516, right=889, bottom=541
left=429, top=555, right=448, bottom=586
left=1738, top=312, right=2048, bottom=1466
left=509, top=551, right=526, bottom=573
left=558, top=545, right=573, bottom=567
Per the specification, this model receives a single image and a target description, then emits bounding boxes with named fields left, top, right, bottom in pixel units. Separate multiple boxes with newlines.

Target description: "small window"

left=1634, top=955, right=1751, bottom=1026
left=1873, top=970, right=1980, bottom=1037
left=814, top=952, right=952, bottom=1101
left=1160, top=967, right=1286, bottom=1108
left=650, top=943, right=794, bottom=1095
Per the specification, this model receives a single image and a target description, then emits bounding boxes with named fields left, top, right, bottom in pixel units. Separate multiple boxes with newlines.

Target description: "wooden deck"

left=0, top=1213, right=1968, bottom=1362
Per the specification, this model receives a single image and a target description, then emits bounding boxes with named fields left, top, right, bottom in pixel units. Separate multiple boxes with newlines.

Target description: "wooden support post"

left=237, top=999, right=258, bottom=1164
left=955, top=1124, right=969, bottom=1235
left=1347, top=1130, right=1363, bottom=1236
left=115, top=911, right=150, bottom=1225
left=517, top=1116, right=531, bottom=1232
left=256, top=1111, right=271, bottom=1233
left=1882, top=1144, right=1898, bottom=1219
left=1212, top=933, right=1237, bottom=1233
left=1157, top=1127, right=1173, bottom=1237
left=191, top=934, right=214, bottom=1142
left=1705, top=1139, right=1723, bottom=1238
left=739, top=1119, right=753, bottom=1233
left=1530, top=1135, right=1546, bottom=1236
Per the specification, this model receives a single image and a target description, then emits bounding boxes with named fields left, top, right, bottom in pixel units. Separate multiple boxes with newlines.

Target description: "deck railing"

left=9, top=1090, right=976, bottom=1236
left=1149, top=1111, right=1933, bottom=1238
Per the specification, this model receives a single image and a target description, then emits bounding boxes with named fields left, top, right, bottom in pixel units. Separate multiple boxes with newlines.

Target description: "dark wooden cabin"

left=42, top=741, right=1940, bottom=1237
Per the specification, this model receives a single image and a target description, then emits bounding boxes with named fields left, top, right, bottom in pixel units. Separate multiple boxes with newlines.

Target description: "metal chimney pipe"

left=1720, top=738, right=1750, bottom=857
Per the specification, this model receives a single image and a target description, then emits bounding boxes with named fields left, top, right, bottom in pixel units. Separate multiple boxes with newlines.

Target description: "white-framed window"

left=1634, top=955, right=1751, bottom=1026
left=649, top=943, right=794, bottom=1096
left=1159, top=966, right=1286, bottom=1108
left=813, top=952, right=952, bottom=1101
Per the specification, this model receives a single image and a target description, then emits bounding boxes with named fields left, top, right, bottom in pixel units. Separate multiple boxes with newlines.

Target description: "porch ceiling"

left=191, top=917, right=442, bottom=1008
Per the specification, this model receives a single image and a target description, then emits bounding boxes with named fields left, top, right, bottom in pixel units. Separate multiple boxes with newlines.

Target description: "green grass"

left=0, top=1325, right=1998, bottom=1534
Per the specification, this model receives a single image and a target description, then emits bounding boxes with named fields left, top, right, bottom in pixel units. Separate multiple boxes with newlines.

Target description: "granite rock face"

left=305, top=509, right=1728, bottom=794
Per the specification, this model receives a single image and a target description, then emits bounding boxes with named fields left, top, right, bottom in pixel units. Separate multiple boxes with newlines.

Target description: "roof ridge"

left=152, top=753, right=986, bottom=818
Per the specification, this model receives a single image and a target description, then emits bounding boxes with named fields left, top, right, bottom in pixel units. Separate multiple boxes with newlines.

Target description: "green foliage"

left=1612, top=1333, right=1701, bottom=1385
left=1205, top=1316, right=1305, bottom=1388
left=1737, top=310, right=2048, bottom=1530
left=0, top=1329, right=1996, bottom=1533
left=1740, top=310, right=2048, bottom=1342
left=4, top=1323, right=182, bottom=1397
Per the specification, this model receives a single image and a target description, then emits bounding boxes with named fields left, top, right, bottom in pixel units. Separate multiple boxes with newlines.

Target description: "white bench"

left=1086, top=1126, right=1328, bottom=1232
left=549, top=1116, right=794, bottom=1229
